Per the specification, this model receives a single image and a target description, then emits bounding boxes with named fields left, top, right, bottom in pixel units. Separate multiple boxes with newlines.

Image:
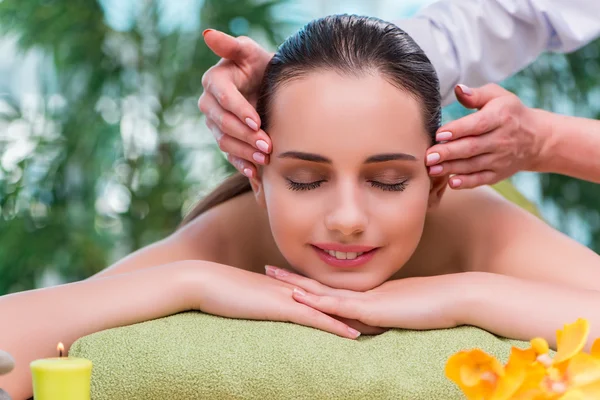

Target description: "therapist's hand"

left=199, top=29, right=273, bottom=178
left=426, top=84, right=545, bottom=189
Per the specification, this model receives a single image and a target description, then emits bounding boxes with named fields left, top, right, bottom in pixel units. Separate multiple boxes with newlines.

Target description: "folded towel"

left=70, top=312, right=529, bottom=399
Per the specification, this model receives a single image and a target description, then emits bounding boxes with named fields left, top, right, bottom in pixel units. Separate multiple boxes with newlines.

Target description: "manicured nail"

left=253, top=152, right=266, bottom=164
left=436, top=131, right=452, bottom=141
left=202, top=29, right=214, bottom=37
left=293, top=288, right=306, bottom=296
left=243, top=168, right=253, bottom=178
left=451, top=178, right=462, bottom=187
left=429, top=165, right=443, bottom=175
left=426, top=153, right=440, bottom=165
left=348, top=327, right=361, bottom=338
left=256, top=139, right=269, bottom=153
left=457, top=84, right=473, bottom=96
left=245, top=118, right=258, bottom=131
left=265, top=265, right=276, bottom=275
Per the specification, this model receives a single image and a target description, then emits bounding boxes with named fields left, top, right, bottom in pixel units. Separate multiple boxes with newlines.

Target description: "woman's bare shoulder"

left=402, top=186, right=515, bottom=277
left=173, top=191, right=286, bottom=273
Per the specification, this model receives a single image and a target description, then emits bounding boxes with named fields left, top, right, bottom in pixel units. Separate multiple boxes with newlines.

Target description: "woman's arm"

left=0, top=261, right=196, bottom=399
left=454, top=187, right=600, bottom=349
left=456, top=271, right=600, bottom=350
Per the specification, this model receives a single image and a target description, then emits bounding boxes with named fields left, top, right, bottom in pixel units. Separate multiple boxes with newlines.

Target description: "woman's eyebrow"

left=278, top=151, right=331, bottom=163
left=277, top=151, right=417, bottom=163
left=365, top=153, right=417, bottom=163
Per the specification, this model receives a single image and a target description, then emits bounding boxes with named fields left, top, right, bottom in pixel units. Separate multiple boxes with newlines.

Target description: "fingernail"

left=265, top=265, right=276, bottom=275
left=202, top=29, right=214, bottom=37
left=245, top=118, right=258, bottom=131
left=429, top=165, right=443, bottom=175
left=426, top=153, right=440, bottom=165
left=293, top=288, right=306, bottom=296
left=275, top=268, right=289, bottom=277
left=243, top=168, right=253, bottom=178
left=436, top=131, right=452, bottom=141
left=457, top=84, right=473, bottom=96
left=256, top=139, right=269, bottom=153
left=451, top=178, right=462, bottom=188
left=253, top=152, right=266, bottom=164
left=348, top=327, right=361, bottom=338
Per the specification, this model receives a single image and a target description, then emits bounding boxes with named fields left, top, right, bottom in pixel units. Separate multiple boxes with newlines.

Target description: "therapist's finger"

left=199, top=90, right=271, bottom=154
left=428, top=154, right=496, bottom=176
left=203, top=29, right=255, bottom=63
left=227, top=153, right=257, bottom=179
left=435, top=106, right=503, bottom=142
left=454, top=83, right=511, bottom=110
left=448, top=171, right=499, bottom=190
left=426, top=134, right=497, bottom=166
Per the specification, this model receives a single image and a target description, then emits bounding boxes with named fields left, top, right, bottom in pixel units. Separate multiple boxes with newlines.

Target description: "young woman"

left=2, top=15, right=600, bottom=399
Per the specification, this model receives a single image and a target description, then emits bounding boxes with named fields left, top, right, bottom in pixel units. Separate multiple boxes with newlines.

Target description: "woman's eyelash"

left=286, top=179, right=409, bottom=192
left=286, top=179, right=324, bottom=191
left=369, top=180, right=408, bottom=192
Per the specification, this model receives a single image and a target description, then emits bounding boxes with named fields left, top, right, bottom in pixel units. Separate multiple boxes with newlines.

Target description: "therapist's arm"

left=426, top=84, right=600, bottom=188
left=535, top=110, right=600, bottom=183
left=400, top=0, right=600, bottom=105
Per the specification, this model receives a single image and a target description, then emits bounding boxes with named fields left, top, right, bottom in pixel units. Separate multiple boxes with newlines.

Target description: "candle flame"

left=57, top=342, right=64, bottom=357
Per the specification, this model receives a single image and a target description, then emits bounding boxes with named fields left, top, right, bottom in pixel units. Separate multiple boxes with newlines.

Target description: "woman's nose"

left=324, top=187, right=368, bottom=237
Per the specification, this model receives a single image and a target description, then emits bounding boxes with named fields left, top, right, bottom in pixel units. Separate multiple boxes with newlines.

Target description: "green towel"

left=70, top=312, right=529, bottom=399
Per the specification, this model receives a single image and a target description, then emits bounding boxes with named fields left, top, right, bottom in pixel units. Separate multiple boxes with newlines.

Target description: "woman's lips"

left=311, top=245, right=378, bottom=268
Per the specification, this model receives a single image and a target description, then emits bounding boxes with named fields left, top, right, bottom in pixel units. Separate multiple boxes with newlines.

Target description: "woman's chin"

left=317, top=274, right=386, bottom=292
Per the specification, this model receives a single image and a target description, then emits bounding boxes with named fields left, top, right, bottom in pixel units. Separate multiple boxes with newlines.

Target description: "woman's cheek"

left=263, top=182, right=317, bottom=261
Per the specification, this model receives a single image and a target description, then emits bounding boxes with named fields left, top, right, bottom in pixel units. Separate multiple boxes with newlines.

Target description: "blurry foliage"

left=0, top=0, right=599, bottom=295
left=0, top=0, right=287, bottom=294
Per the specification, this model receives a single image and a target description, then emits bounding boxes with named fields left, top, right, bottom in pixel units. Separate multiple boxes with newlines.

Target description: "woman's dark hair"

left=180, top=14, right=441, bottom=227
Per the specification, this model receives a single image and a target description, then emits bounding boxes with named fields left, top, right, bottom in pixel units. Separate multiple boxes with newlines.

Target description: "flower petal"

left=567, top=353, right=600, bottom=387
left=591, top=339, right=600, bottom=360
left=554, top=319, right=590, bottom=365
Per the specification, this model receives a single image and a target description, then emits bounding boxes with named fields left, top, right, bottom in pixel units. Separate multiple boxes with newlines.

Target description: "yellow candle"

left=30, top=344, right=92, bottom=400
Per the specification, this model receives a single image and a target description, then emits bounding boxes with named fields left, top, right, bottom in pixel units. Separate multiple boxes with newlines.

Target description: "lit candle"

left=30, top=343, right=92, bottom=400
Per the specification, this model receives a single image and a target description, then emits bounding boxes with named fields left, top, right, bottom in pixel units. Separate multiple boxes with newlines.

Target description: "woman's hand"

left=187, top=261, right=361, bottom=339
left=265, top=266, right=388, bottom=335
left=266, top=266, right=462, bottom=331
left=426, top=84, right=546, bottom=189
left=199, top=29, right=273, bottom=179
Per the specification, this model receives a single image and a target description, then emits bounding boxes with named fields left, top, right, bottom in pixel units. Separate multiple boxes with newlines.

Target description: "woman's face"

left=254, top=71, right=445, bottom=291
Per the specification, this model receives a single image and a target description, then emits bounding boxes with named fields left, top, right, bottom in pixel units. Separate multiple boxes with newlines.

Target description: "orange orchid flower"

left=446, top=318, right=600, bottom=400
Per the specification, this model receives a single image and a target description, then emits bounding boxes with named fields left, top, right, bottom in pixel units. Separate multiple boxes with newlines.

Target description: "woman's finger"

left=200, top=90, right=271, bottom=154
left=265, top=266, right=357, bottom=298
left=289, top=301, right=361, bottom=339
left=265, top=266, right=330, bottom=295
left=426, top=132, right=497, bottom=166
left=448, top=171, right=499, bottom=190
left=292, top=289, right=364, bottom=321
left=428, top=153, right=496, bottom=176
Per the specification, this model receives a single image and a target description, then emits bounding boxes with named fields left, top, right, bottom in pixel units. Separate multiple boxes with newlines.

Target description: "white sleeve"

left=396, top=0, right=600, bottom=105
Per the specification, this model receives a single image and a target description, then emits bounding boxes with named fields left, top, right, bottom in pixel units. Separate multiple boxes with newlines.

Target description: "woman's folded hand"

left=266, top=265, right=464, bottom=331
left=185, top=261, right=361, bottom=339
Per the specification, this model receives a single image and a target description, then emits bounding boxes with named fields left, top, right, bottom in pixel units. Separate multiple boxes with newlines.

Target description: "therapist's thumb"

left=203, top=29, right=250, bottom=61
left=455, top=83, right=511, bottom=110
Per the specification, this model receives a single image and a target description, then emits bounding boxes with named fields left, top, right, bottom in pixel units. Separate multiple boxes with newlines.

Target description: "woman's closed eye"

left=285, top=178, right=409, bottom=192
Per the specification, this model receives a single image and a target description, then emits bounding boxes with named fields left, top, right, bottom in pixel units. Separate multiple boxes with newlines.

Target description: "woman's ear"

left=428, top=175, right=448, bottom=209
left=249, top=173, right=266, bottom=208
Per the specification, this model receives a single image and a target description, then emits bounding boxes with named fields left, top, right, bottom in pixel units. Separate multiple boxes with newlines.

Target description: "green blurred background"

left=0, top=0, right=598, bottom=295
